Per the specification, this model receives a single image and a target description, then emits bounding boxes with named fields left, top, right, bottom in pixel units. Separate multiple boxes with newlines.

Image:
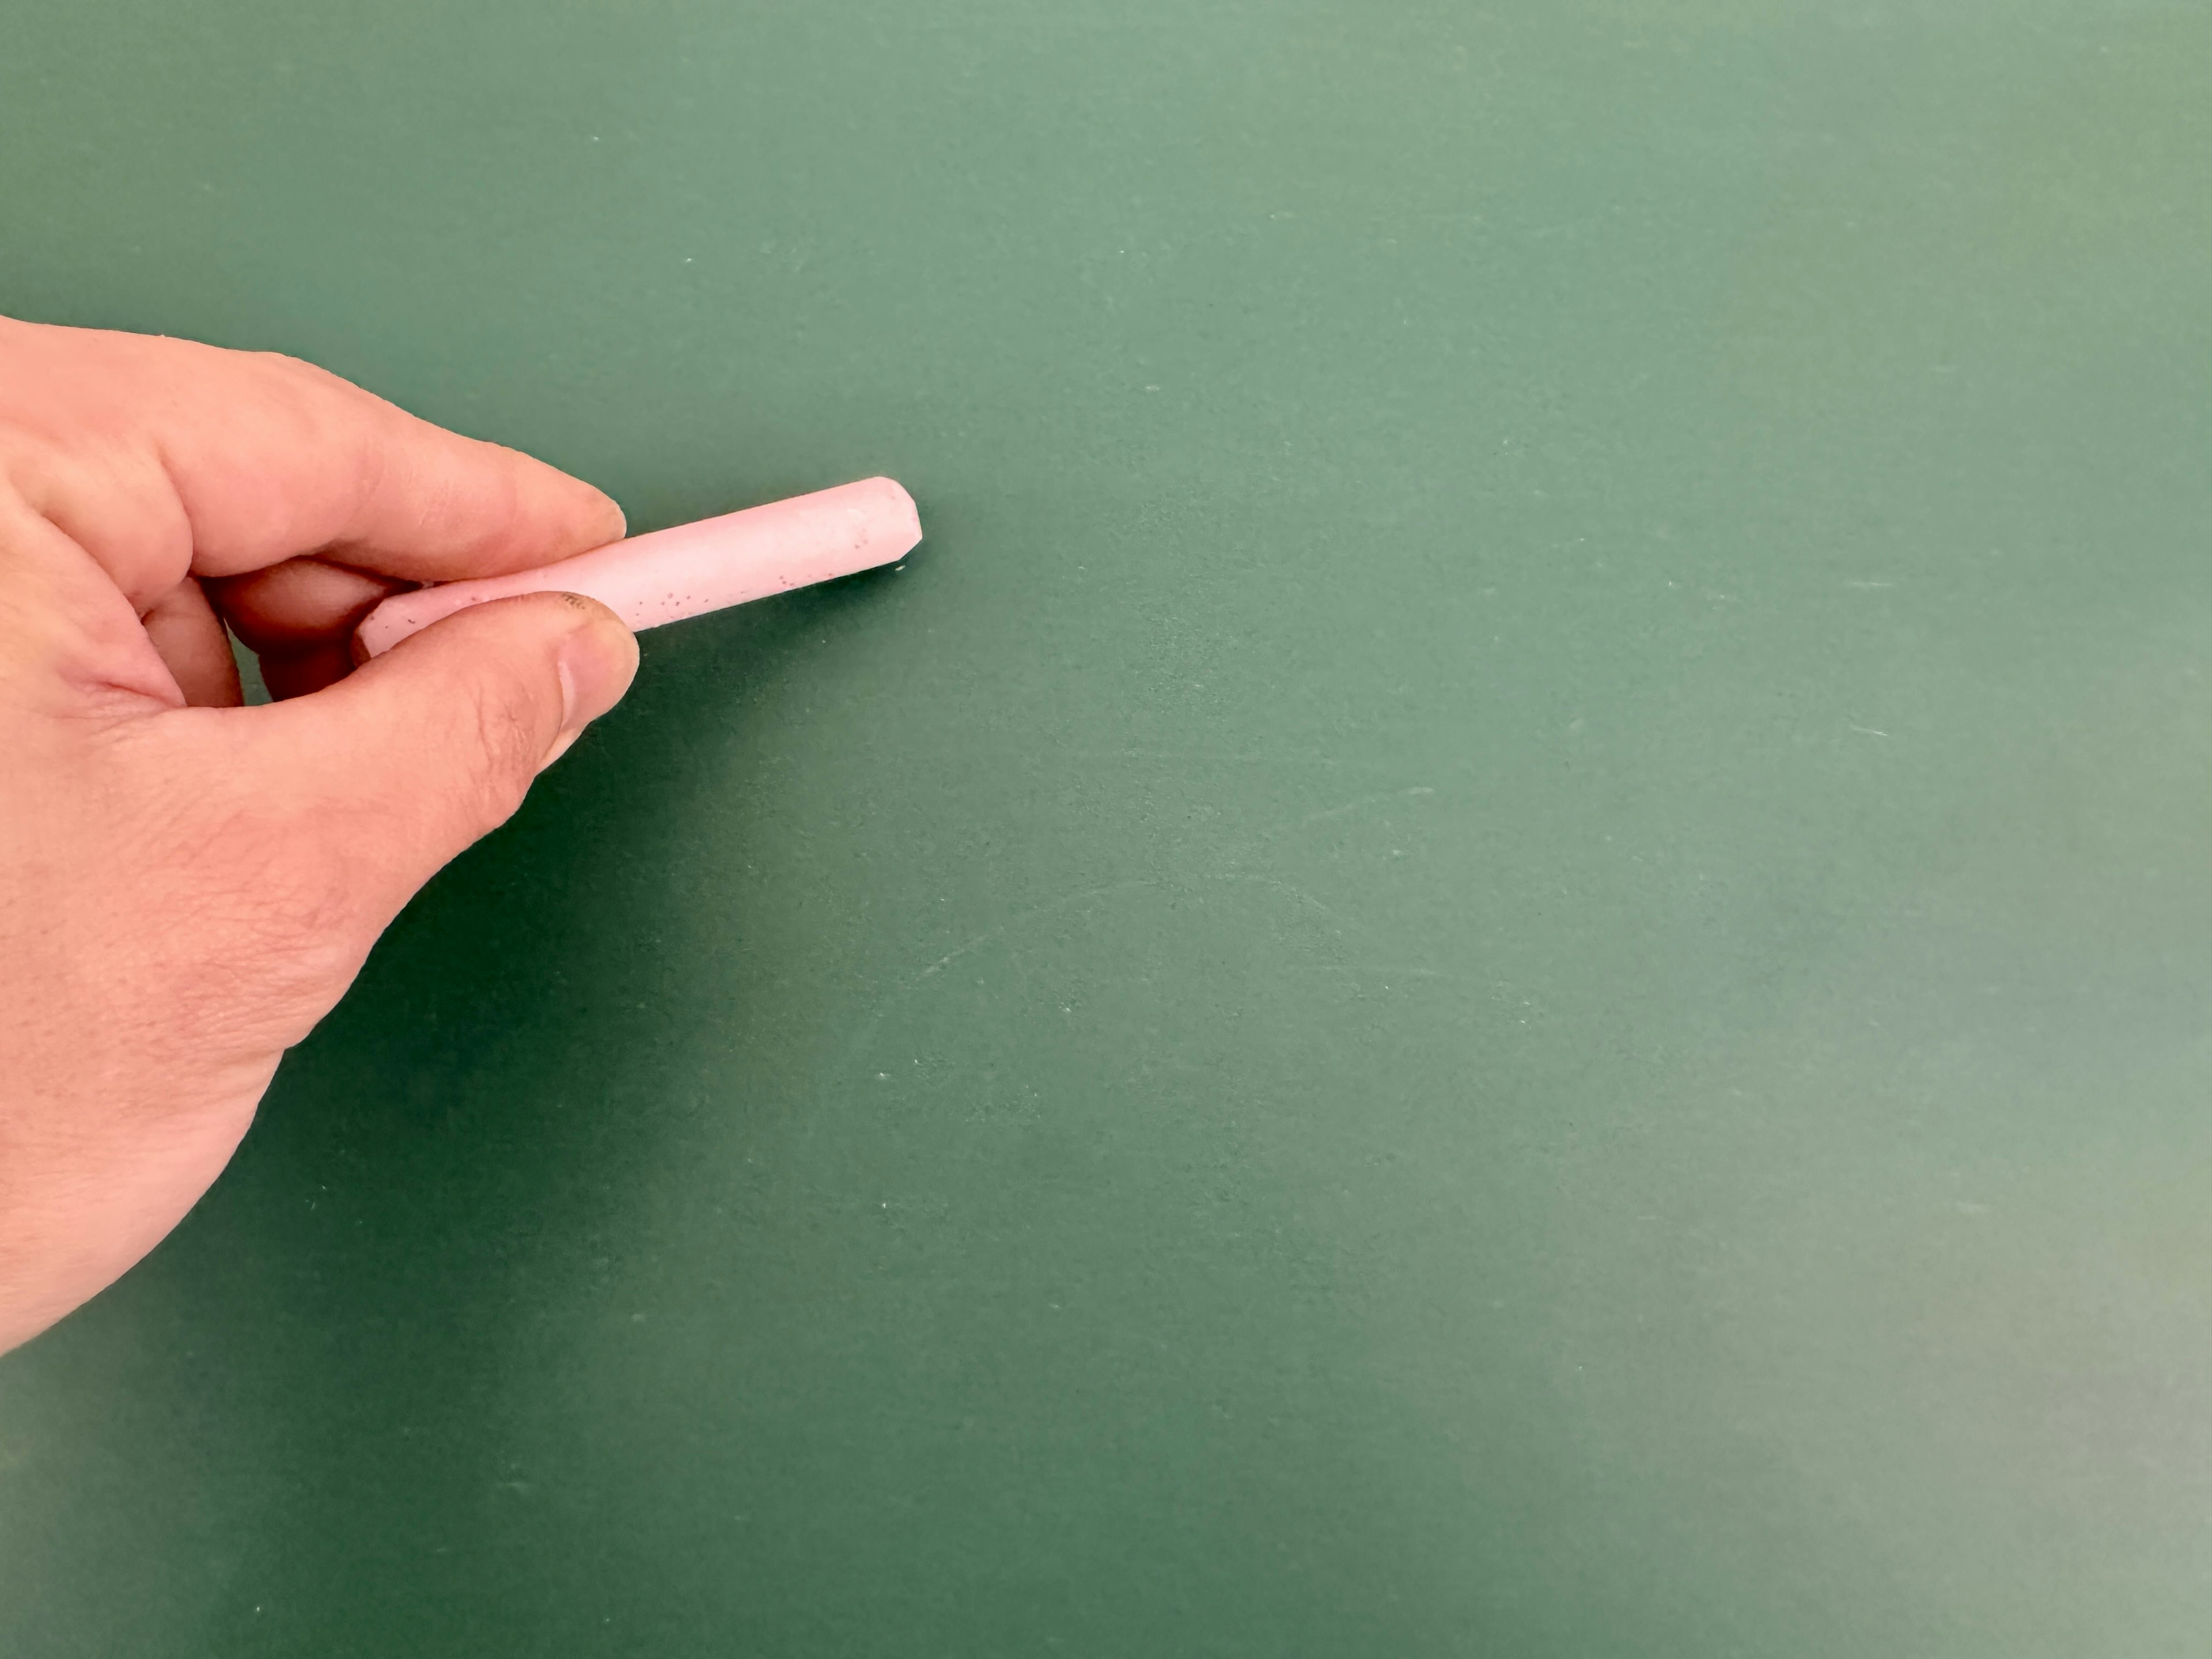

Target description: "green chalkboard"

left=3, top=1, right=2209, bottom=1653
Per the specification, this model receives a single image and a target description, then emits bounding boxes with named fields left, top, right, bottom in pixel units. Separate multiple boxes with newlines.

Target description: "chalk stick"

left=354, top=476, right=921, bottom=658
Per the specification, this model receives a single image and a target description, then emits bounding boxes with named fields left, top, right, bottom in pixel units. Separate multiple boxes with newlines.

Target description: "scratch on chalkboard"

left=1298, top=965, right=1450, bottom=979
left=917, top=878, right=1155, bottom=982
left=1282, top=786, right=1437, bottom=832
left=1224, top=784, right=1440, bottom=862
left=842, top=787, right=1449, bottom=1070
left=915, top=872, right=1339, bottom=984
left=844, top=873, right=1344, bottom=1075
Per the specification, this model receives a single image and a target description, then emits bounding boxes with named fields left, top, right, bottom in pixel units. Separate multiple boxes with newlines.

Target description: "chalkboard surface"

left=3, top=2, right=2209, bottom=1653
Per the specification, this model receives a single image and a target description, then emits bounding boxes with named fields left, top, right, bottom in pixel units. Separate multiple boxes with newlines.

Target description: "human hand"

left=0, top=317, right=639, bottom=1351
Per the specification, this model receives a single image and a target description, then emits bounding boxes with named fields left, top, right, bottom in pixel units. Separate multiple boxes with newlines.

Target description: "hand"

left=0, top=317, right=640, bottom=1352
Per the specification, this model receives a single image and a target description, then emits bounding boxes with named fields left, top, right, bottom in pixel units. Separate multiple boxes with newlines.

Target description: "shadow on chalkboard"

left=127, top=581, right=882, bottom=1622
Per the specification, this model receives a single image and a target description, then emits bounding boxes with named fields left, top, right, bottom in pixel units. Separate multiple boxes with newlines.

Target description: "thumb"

left=243, top=590, right=638, bottom=912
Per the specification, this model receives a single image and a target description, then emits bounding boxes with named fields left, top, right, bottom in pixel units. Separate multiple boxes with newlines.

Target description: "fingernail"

left=593, top=493, right=629, bottom=546
left=539, top=728, right=583, bottom=772
left=553, top=603, right=638, bottom=741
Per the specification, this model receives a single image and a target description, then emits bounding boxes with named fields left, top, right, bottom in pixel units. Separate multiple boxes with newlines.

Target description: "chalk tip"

left=862, top=476, right=924, bottom=555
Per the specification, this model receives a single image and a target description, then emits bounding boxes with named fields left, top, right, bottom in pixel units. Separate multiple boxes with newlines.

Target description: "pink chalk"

left=354, top=476, right=921, bottom=658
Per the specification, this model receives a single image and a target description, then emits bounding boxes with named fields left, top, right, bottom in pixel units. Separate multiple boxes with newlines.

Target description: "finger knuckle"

left=457, top=680, right=542, bottom=825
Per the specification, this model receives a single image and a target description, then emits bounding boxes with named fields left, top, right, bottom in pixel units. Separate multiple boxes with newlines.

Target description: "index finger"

left=0, top=317, right=624, bottom=611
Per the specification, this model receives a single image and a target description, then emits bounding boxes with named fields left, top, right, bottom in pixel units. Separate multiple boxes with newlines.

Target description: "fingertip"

left=488, top=442, right=625, bottom=564
left=210, top=556, right=406, bottom=652
left=551, top=593, right=639, bottom=736
left=581, top=485, right=627, bottom=550
left=344, top=588, right=635, bottom=728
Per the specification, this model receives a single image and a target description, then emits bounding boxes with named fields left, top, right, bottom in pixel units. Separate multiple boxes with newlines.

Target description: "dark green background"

left=3, top=1, right=2209, bottom=1653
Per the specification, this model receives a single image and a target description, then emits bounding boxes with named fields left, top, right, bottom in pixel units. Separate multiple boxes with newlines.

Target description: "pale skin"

left=0, top=316, right=641, bottom=1353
